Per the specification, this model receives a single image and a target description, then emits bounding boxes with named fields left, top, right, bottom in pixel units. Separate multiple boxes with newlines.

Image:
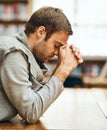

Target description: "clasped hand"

left=57, top=44, right=83, bottom=74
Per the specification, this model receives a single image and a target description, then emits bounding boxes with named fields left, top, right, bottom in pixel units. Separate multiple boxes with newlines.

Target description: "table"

left=0, top=88, right=107, bottom=130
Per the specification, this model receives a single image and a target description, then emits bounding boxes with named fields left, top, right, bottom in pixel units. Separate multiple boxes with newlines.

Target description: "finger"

left=74, top=52, right=83, bottom=63
left=78, top=58, right=84, bottom=64
left=76, top=47, right=80, bottom=55
left=60, top=44, right=67, bottom=50
left=73, top=49, right=80, bottom=57
left=69, top=44, right=76, bottom=52
left=58, top=44, right=68, bottom=55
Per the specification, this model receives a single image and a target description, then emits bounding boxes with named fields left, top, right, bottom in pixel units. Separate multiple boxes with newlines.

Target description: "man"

left=0, top=6, right=83, bottom=124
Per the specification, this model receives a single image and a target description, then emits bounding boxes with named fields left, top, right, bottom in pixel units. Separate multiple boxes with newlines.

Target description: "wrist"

left=53, top=66, right=70, bottom=83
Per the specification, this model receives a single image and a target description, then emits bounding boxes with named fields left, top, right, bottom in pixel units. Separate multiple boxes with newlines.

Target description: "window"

left=33, top=0, right=107, bottom=56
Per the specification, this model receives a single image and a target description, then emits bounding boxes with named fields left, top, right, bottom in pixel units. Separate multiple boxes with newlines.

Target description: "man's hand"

left=53, top=44, right=83, bottom=83
left=69, top=44, right=83, bottom=64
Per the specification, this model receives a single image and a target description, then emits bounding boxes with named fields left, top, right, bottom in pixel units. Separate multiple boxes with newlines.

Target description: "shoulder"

left=0, top=35, right=28, bottom=53
left=0, top=35, right=20, bottom=50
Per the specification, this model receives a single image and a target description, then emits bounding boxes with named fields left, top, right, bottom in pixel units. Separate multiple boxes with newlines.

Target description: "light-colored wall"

left=32, top=0, right=107, bottom=56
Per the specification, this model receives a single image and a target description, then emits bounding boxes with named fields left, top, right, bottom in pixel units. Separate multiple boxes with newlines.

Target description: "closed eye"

left=55, top=42, right=64, bottom=49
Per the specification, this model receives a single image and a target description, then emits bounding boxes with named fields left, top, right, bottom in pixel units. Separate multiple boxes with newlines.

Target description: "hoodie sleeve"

left=1, top=51, right=64, bottom=124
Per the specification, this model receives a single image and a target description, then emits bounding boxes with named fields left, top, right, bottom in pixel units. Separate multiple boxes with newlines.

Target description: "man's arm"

left=1, top=51, right=64, bottom=124
left=1, top=45, right=83, bottom=124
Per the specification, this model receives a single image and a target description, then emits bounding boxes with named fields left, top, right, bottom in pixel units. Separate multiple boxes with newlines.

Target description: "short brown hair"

left=25, top=6, right=73, bottom=40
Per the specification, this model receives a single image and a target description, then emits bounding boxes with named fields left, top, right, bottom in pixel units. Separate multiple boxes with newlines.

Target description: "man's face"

left=33, top=31, right=69, bottom=63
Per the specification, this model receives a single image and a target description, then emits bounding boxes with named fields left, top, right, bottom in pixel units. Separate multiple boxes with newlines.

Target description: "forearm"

left=53, top=65, right=70, bottom=83
left=37, top=76, right=64, bottom=113
left=1, top=73, right=64, bottom=124
left=1, top=51, right=64, bottom=124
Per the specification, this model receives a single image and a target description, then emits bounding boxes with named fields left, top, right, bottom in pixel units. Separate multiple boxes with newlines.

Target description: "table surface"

left=0, top=88, right=107, bottom=130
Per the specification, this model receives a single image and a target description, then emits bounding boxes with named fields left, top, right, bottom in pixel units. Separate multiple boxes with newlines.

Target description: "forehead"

left=52, top=31, right=69, bottom=45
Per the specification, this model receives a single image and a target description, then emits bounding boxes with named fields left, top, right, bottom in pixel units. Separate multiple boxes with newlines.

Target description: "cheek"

left=45, top=43, right=55, bottom=53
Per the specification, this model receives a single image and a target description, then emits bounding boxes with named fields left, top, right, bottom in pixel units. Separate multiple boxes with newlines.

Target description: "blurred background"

left=0, top=0, right=107, bottom=88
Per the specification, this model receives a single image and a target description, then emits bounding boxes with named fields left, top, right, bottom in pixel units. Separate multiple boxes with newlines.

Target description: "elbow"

left=25, top=112, right=41, bottom=124
left=25, top=104, right=43, bottom=124
left=26, top=117, right=39, bottom=124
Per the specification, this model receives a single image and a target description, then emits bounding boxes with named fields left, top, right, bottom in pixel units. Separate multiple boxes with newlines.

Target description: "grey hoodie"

left=0, top=31, right=64, bottom=124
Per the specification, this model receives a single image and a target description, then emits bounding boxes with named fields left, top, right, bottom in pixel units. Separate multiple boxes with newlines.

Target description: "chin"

left=41, top=57, right=50, bottom=63
left=43, top=59, right=48, bottom=63
left=40, top=59, right=47, bottom=63
left=44, top=58, right=49, bottom=63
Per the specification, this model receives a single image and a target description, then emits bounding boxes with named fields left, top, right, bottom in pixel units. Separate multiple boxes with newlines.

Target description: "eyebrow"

left=56, top=40, right=66, bottom=46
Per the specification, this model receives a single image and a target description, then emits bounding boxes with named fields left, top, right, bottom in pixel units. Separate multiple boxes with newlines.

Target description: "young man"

left=0, top=6, right=83, bottom=124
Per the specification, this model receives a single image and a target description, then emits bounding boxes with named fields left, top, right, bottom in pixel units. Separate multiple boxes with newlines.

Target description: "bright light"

left=32, top=0, right=107, bottom=56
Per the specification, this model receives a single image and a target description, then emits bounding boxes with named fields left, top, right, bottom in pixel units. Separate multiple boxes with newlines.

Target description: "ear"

left=36, top=26, right=46, bottom=39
